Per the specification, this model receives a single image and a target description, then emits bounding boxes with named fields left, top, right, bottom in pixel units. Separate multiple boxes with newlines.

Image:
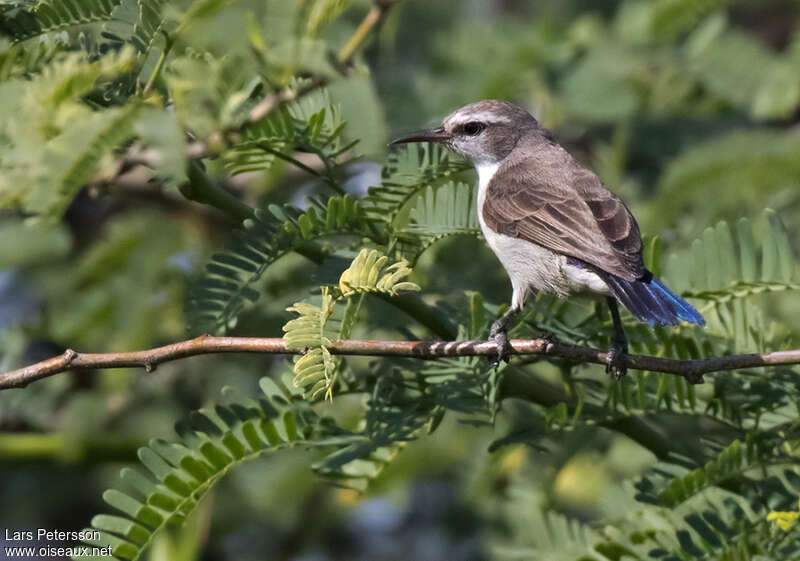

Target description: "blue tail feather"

left=650, top=277, right=705, bottom=325
left=602, top=272, right=705, bottom=326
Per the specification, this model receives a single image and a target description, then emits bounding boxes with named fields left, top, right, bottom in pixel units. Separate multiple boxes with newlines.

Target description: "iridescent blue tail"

left=602, top=272, right=705, bottom=326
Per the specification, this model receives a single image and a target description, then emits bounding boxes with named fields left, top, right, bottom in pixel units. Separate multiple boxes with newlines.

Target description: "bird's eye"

left=461, top=122, right=485, bottom=136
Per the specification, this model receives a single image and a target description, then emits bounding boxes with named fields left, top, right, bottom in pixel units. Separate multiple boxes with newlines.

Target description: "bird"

left=391, top=100, right=705, bottom=377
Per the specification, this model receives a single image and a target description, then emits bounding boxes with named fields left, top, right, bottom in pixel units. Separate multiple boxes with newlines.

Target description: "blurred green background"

left=1, top=0, right=799, bottom=559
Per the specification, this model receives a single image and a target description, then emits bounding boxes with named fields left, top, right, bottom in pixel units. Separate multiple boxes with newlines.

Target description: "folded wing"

left=481, top=160, right=645, bottom=282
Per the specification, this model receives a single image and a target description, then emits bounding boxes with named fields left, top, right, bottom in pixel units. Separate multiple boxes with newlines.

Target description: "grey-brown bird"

left=392, top=100, right=704, bottom=377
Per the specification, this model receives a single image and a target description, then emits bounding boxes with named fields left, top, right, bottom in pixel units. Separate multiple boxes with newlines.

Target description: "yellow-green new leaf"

left=767, top=498, right=800, bottom=531
left=283, top=288, right=338, bottom=400
left=339, top=249, right=420, bottom=297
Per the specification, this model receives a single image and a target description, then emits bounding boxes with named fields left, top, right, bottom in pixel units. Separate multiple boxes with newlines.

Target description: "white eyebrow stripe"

left=447, top=111, right=512, bottom=126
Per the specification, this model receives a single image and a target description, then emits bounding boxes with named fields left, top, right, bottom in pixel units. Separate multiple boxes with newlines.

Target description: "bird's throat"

left=475, top=161, right=501, bottom=213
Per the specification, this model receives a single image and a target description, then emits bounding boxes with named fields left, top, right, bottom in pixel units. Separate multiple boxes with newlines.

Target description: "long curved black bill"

left=390, top=127, right=450, bottom=146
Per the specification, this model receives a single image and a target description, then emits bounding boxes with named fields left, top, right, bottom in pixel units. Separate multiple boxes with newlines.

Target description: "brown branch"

left=3, top=336, right=800, bottom=391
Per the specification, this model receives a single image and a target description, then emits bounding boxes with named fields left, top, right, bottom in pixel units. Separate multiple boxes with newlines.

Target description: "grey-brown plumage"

left=391, top=100, right=704, bottom=377
left=482, top=144, right=646, bottom=282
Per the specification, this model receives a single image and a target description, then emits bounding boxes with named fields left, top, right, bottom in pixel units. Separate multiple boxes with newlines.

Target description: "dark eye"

left=461, top=122, right=485, bottom=136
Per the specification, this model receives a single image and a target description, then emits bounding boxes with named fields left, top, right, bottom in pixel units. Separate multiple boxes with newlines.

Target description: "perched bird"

left=392, top=100, right=704, bottom=377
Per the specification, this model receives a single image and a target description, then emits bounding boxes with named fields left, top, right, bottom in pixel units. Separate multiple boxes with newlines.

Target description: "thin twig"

left=3, top=335, right=800, bottom=390
left=256, top=143, right=345, bottom=194
left=248, top=75, right=330, bottom=125
left=182, top=160, right=253, bottom=221
left=181, top=76, right=331, bottom=160
left=338, top=0, right=398, bottom=62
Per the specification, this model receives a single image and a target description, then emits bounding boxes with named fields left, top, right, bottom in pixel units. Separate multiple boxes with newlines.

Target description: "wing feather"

left=481, top=159, right=645, bottom=281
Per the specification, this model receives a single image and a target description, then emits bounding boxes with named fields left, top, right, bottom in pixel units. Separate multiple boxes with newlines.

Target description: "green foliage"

left=129, top=0, right=168, bottom=54
left=224, top=95, right=357, bottom=176
left=284, top=249, right=418, bottom=400
left=1, top=1, right=800, bottom=559
left=187, top=140, right=468, bottom=338
left=36, top=104, right=141, bottom=216
left=403, top=181, right=479, bottom=236
left=0, top=47, right=139, bottom=216
left=0, top=218, right=70, bottom=268
left=132, top=106, right=187, bottom=186
left=398, top=181, right=481, bottom=261
left=665, top=210, right=798, bottom=353
left=653, top=131, right=800, bottom=229
left=2, top=0, right=124, bottom=41
left=187, top=194, right=369, bottom=335
left=641, top=436, right=793, bottom=508
left=284, top=289, right=340, bottom=400
left=497, top=476, right=800, bottom=560
left=305, top=0, right=352, bottom=37
left=337, top=248, right=419, bottom=296
left=76, top=375, right=396, bottom=560
left=364, top=143, right=471, bottom=229
left=46, top=211, right=191, bottom=350
left=645, top=0, right=732, bottom=40
left=689, top=26, right=800, bottom=120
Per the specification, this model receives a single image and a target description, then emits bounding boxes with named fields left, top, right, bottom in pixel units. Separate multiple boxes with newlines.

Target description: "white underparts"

left=564, top=265, right=612, bottom=295
left=475, top=162, right=611, bottom=311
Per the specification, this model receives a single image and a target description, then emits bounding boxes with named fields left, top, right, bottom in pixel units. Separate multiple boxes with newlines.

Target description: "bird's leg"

left=605, top=297, right=628, bottom=380
left=489, top=307, right=518, bottom=368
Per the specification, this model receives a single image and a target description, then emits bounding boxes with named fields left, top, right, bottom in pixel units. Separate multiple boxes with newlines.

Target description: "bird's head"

left=391, top=100, right=540, bottom=165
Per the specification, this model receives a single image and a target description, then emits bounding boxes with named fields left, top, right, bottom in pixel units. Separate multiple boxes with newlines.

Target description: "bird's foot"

left=605, top=340, right=628, bottom=380
left=489, top=321, right=512, bottom=370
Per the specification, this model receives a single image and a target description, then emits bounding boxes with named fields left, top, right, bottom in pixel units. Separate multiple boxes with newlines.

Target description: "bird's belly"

left=480, top=223, right=569, bottom=307
left=479, top=222, right=610, bottom=308
left=564, top=263, right=612, bottom=295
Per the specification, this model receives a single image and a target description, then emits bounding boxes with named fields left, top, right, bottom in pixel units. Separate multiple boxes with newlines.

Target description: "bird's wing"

left=481, top=160, right=645, bottom=281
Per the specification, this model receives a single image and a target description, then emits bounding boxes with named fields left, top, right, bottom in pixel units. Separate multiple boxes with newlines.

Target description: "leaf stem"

left=182, top=161, right=253, bottom=222
left=257, top=143, right=345, bottom=194
left=142, top=32, right=173, bottom=96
